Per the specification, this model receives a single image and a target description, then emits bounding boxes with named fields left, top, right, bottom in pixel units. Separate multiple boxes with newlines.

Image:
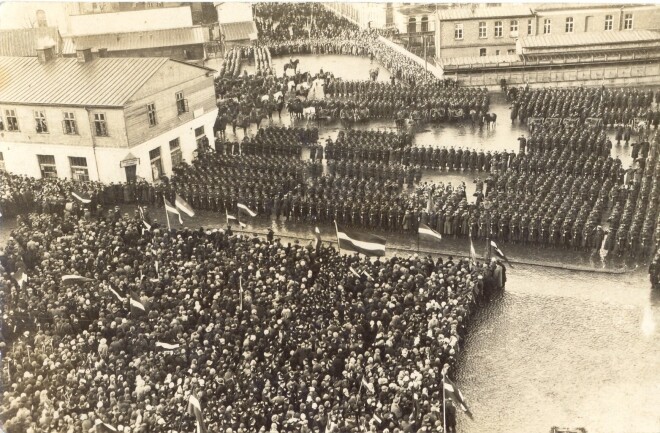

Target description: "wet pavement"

left=1, top=54, right=657, bottom=433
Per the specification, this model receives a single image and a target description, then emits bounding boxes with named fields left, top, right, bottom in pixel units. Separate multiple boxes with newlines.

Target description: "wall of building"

left=216, top=3, right=253, bottom=25
left=124, top=62, right=217, bottom=148
left=437, top=16, right=533, bottom=59
left=534, top=5, right=660, bottom=35
left=0, top=105, right=127, bottom=148
left=63, top=45, right=207, bottom=61
left=0, top=109, right=217, bottom=183
left=68, top=6, right=193, bottom=35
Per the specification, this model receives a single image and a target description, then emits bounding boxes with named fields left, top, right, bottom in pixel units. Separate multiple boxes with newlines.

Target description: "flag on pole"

left=129, top=291, right=146, bottom=314
left=470, top=238, right=477, bottom=263
left=164, top=198, right=183, bottom=224
left=362, top=270, right=374, bottom=281
left=237, top=203, right=257, bottom=217
left=335, top=224, right=386, bottom=256
left=138, top=206, right=152, bottom=230
left=71, top=191, right=91, bottom=204
left=105, top=282, right=125, bottom=302
left=426, top=187, right=435, bottom=213
left=155, top=341, right=180, bottom=351
left=175, top=194, right=195, bottom=217
left=13, top=268, right=28, bottom=288
left=187, top=395, right=208, bottom=433
left=91, top=419, right=118, bottom=432
left=313, top=227, right=322, bottom=253
left=349, top=266, right=362, bottom=280
left=490, top=240, right=513, bottom=267
left=62, top=275, right=95, bottom=285
left=418, top=223, right=442, bottom=242
left=443, top=376, right=473, bottom=419
left=226, top=210, right=246, bottom=228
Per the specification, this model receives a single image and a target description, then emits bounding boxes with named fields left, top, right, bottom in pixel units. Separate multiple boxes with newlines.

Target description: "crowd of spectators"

left=0, top=206, right=503, bottom=432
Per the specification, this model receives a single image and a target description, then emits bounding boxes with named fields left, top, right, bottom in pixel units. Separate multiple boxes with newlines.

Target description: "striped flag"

left=335, top=223, right=386, bottom=257
left=418, top=223, right=442, bottom=242
left=226, top=210, right=246, bottom=228
left=490, top=240, right=513, bottom=267
left=175, top=194, right=195, bottom=217
left=155, top=341, right=180, bottom=351
left=164, top=198, right=183, bottom=224
left=470, top=238, right=477, bottom=263
left=62, top=275, right=95, bottom=285
left=187, top=395, right=208, bottom=433
left=138, top=206, right=152, bottom=230
left=13, top=268, right=28, bottom=288
left=237, top=203, right=257, bottom=217
left=91, top=419, right=117, bottom=432
left=313, top=227, right=322, bottom=253
left=443, top=376, right=473, bottom=419
left=71, top=191, right=91, bottom=204
left=349, top=266, right=362, bottom=279
left=105, top=282, right=125, bottom=302
left=129, top=291, right=146, bottom=314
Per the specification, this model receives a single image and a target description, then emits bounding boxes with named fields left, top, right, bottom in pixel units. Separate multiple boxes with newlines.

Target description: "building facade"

left=0, top=53, right=217, bottom=183
left=435, top=6, right=534, bottom=59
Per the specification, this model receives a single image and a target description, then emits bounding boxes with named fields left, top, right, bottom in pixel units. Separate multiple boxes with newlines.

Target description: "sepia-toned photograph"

left=0, top=1, right=658, bottom=433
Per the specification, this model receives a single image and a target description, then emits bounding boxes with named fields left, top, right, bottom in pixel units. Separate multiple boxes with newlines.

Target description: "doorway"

left=125, top=165, right=137, bottom=183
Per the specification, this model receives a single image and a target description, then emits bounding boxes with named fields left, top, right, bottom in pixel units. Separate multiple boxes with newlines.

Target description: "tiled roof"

left=437, top=6, right=533, bottom=21
left=219, top=21, right=257, bottom=41
left=0, top=56, right=170, bottom=107
left=0, top=27, right=62, bottom=57
left=519, top=30, right=660, bottom=49
left=62, top=27, right=208, bottom=55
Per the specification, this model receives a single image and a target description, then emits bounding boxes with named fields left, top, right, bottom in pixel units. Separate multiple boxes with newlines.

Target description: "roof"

left=219, top=21, right=257, bottom=41
left=532, top=3, right=649, bottom=11
left=0, top=27, right=62, bottom=57
left=0, top=56, right=170, bottom=107
left=440, top=54, right=522, bottom=67
left=62, top=27, right=208, bottom=55
left=437, top=5, right=533, bottom=21
left=519, top=30, right=660, bottom=49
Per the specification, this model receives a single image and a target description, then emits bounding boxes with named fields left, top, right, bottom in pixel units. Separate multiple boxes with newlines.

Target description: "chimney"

left=97, top=48, right=108, bottom=58
left=76, top=48, right=93, bottom=63
left=36, top=46, right=55, bottom=64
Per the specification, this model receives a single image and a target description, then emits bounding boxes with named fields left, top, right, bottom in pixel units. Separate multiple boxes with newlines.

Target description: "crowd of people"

left=0, top=205, right=505, bottom=432
left=510, top=86, right=660, bottom=127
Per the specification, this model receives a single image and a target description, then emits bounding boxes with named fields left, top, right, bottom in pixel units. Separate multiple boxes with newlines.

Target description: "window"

left=510, top=20, right=518, bottom=33
left=507, top=49, right=516, bottom=55
left=454, top=23, right=463, bottom=40
left=195, top=126, right=206, bottom=147
left=0, top=152, right=5, bottom=172
left=5, top=109, right=19, bottom=131
left=495, top=49, right=500, bottom=55
left=565, top=17, right=574, bottom=33
left=37, top=155, right=57, bottom=178
left=624, top=13, right=633, bottom=30
left=479, top=48, right=487, bottom=57
left=93, top=113, right=108, bottom=136
left=63, top=112, right=77, bottom=135
left=0, top=112, right=4, bottom=131
left=421, top=16, right=428, bottom=32
left=149, top=147, right=163, bottom=180
left=408, top=17, right=416, bottom=33
left=69, top=157, right=89, bottom=181
left=147, top=103, right=157, bottom=127
left=494, top=21, right=503, bottom=37
left=543, top=19, right=551, bottom=34
left=527, top=19, right=533, bottom=35
left=176, top=92, right=188, bottom=115
left=478, top=22, right=487, bottom=38
left=604, top=15, right=613, bottom=31
left=34, top=110, right=48, bottom=133
left=170, top=138, right=183, bottom=168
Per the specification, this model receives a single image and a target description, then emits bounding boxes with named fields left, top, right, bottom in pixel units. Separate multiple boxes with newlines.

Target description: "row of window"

left=0, top=109, right=108, bottom=136
left=454, top=14, right=634, bottom=39
left=147, top=91, right=189, bottom=128
left=36, top=154, right=90, bottom=181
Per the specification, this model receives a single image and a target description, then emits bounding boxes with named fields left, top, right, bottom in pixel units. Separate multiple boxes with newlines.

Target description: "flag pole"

left=164, top=197, right=171, bottom=231
left=442, top=373, right=447, bottom=433
left=334, top=220, right=341, bottom=254
left=416, top=217, right=420, bottom=253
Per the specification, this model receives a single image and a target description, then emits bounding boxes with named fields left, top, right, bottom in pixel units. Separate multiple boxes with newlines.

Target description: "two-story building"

left=435, top=5, right=535, bottom=59
left=0, top=48, right=217, bottom=183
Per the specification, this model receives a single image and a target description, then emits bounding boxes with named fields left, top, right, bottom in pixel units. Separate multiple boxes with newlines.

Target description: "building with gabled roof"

left=0, top=52, right=217, bottom=183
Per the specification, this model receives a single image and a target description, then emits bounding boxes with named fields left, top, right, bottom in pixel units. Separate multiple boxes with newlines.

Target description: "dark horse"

left=287, top=100, right=303, bottom=119
left=483, top=112, right=497, bottom=129
left=283, top=59, right=300, bottom=74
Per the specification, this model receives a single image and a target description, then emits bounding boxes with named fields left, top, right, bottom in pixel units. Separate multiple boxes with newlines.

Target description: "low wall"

left=448, top=61, right=660, bottom=89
